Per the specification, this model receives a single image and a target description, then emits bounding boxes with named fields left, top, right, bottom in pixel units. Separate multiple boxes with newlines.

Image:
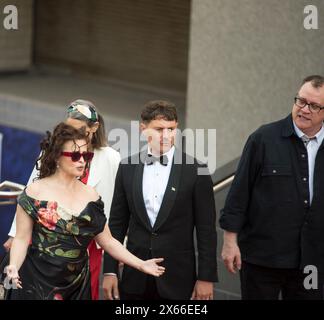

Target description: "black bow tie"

left=146, top=154, right=168, bottom=166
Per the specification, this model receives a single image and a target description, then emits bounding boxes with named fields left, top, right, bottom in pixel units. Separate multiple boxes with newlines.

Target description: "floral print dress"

left=7, top=189, right=106, bottom=300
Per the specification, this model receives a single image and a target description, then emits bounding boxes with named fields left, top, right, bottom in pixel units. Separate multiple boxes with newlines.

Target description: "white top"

left=142, top=146, right=175, bottom=227
left=293, top=122, right=324, bottom=204
left=8, top=146, right=121, bottom=241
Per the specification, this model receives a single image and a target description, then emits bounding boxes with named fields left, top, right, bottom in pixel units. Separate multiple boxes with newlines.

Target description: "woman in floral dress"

left=4, top=99, right=121, bottom=300
left=4, top=123, right=165, bottom=300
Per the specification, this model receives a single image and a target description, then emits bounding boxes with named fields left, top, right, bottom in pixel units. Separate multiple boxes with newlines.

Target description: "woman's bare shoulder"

left=25, top=179, right=48, bottom=199
left=78, top=181, right=99, bottom=202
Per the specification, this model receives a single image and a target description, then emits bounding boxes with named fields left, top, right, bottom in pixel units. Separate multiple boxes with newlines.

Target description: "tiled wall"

left=34, top=0, right=191, bottom=93
left=0, top=0, right=33, bottom=71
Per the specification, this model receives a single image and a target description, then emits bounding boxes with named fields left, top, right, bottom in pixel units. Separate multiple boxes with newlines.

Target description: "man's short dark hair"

left=141, top=100, right=178, bottom=123
left=302, top=75, right=324, bottom=88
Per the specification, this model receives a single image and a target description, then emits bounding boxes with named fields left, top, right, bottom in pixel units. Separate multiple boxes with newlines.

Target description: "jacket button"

left=303, top=177, right=307, bottom=182
left=272, top=169, right=277, bottom=173
left=301, top=154, right=306, bottom=158
left=304, top=200, right=308, bottom=204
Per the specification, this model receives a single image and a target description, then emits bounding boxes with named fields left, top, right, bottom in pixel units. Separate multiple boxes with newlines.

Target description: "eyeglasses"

left=294, top=96, right=324, bottom=113
left=61, top=151, right=94, bottom=162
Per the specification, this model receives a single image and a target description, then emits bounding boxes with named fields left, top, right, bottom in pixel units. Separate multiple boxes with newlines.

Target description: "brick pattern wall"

left=34, top=0, right=190, bottom=93
left=0, top=0, right=33, bottom=71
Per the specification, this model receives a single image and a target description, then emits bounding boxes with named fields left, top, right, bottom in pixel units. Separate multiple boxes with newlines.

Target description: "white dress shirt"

left=142, top=146, right=175, bottom=227
left=293, top=122, right=324, bottom=203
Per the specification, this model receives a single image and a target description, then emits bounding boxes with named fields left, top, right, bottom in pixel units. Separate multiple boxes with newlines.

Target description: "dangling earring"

left=56, top=162, right=60, bottom=169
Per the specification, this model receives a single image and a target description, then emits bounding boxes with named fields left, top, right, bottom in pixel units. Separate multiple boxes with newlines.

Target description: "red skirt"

left=88, top=239, right=103, bottom=300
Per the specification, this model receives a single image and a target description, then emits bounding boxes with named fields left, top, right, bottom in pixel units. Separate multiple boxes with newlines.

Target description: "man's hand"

left=221, top=231, right=241, bottom=274
left=102, top=275, right=120, bottom=300
left=191, top=280, right=214, bottom=300
left=3, top=237, right=13, bottom=252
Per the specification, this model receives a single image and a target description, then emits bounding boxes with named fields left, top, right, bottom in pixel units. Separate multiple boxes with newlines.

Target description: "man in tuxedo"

left=102, top=100, right=218, bottom=300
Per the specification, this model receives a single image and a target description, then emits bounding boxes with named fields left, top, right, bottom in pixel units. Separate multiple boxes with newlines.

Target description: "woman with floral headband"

left=3, top=123, right=165, bottom=300
left=3, top=99, right=120, bottom=300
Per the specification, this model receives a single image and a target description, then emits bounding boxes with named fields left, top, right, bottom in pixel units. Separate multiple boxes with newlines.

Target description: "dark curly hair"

left=141, top=100, right=178, bottom=124
left=36, top=123, right=90, bottom=179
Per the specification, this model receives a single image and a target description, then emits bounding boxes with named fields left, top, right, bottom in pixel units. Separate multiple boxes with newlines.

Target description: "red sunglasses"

left=61, top=151, right=94, bottom=162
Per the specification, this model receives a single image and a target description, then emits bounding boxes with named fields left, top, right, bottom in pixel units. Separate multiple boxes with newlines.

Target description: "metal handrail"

left=213, top=175, right=234, bottom=193
left=0, top=180, right=25, bottom=206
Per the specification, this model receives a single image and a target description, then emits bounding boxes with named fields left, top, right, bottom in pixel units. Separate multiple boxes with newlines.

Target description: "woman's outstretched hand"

left=139, top=258, right=165, bottom=277
left=5, top=265, right=22, bottom=289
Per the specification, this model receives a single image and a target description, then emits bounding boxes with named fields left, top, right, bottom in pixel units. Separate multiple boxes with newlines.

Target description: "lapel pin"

left=171, top=187, right=176, bottom=191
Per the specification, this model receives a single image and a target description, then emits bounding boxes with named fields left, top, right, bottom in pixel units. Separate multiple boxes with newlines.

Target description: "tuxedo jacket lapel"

left=132, top=151, right=153, bottom=232
left=153, top=152, right=182, bottom=232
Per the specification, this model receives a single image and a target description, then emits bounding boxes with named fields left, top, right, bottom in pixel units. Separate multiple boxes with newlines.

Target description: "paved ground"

left=0, top=70, right=186, bottom=131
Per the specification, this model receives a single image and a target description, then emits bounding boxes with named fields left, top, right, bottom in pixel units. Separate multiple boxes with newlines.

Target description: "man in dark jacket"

left=220, top=75, right=324, bottom=300
left=102, top=100, right=218, bottom=300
